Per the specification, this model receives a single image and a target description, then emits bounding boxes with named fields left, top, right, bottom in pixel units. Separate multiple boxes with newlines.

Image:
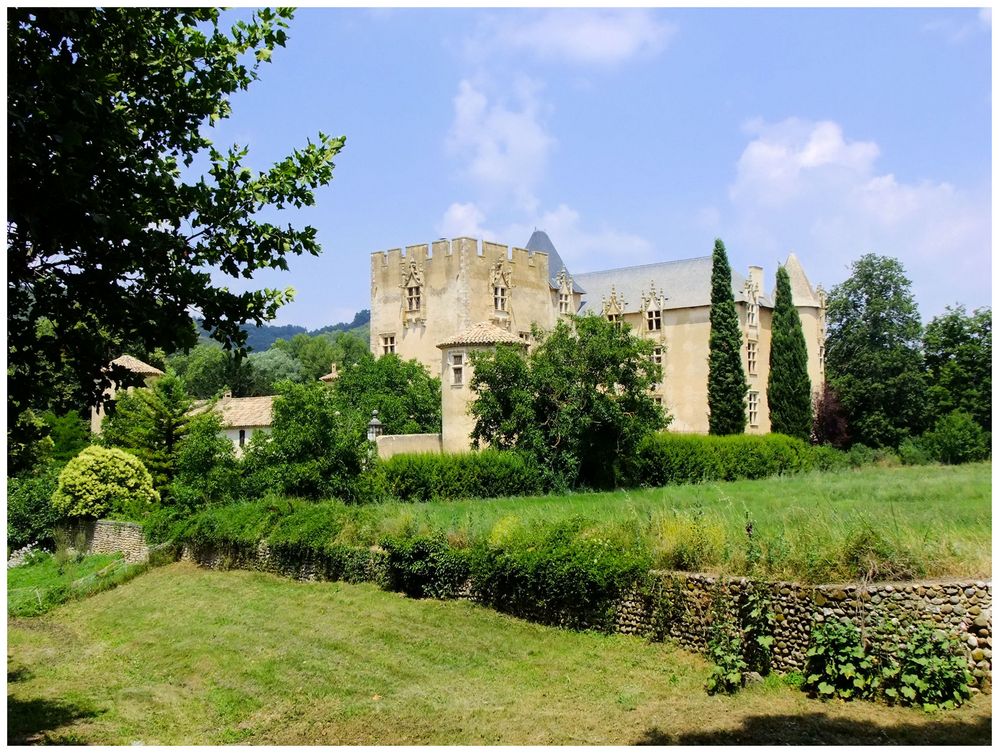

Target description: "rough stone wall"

left=64, top=520, right=150, bottom=564
left=615, top=573, right=992, bottom=689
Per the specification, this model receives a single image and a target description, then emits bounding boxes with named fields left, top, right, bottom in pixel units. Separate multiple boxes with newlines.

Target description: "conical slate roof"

left=781, top=252, right=820, bottom=307
left=525, top=230, right=584, bottom=293
left=437, top=321, right=527, bottom=349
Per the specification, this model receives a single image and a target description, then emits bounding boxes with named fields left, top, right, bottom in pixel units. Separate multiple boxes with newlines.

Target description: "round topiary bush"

left=52, top=446, right=160, bottom=519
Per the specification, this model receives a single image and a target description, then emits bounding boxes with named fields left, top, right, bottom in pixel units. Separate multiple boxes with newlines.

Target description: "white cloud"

left=922, top=10, right=992, bottom=43
left=726, top=117, right=990, bottom=316
left=475, top=9, right=677, bottom=67
left=446, top=77, right=554, bottom=213
left=438, top=201, right=491, bottom=239
left=435, top=201, right=655, bottom=272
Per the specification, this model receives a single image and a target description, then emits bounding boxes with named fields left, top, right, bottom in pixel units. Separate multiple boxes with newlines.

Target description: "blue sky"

left=207, top=7, right=991, bottom=329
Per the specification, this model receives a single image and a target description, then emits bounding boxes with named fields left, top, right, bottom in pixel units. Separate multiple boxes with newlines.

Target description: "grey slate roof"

left=524, top=230, right=585, bottom=293
left=575, top=257, right=773, bottom=315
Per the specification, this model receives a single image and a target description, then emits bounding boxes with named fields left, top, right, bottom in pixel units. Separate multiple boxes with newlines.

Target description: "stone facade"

left=370, top=233, right=825, bottom=447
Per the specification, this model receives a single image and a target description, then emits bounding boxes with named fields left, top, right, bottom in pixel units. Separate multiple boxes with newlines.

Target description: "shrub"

left=897, top=437, right=933, bottom=466
left=804, top=618, right=875, bottom=701
left=380, top=450, right=544, bottom=502
left=631, top=432, right=813, bottom=488
left=809, top=444, right=850, bottom=472
left=878, top=624, right=973, bottom=710
left=652, top=508, right=726, bottom=572
left=381, top=533, right=471, bottom=599
left=469, top=518, right=651, bottom=630
left=51, top=446, right=159, bottom=519
left=921, top=410, right=990, bottom=465
left=168, top=411, right=241, bottom=512
left=805, top=618, right=973, bottom=710
left=8, top=464, right=62, bottom=549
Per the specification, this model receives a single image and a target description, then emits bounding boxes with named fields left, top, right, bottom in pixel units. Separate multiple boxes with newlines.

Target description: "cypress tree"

left=767, top=266, right=812, bottom=440
left=707, top=239, right=748, bottom=435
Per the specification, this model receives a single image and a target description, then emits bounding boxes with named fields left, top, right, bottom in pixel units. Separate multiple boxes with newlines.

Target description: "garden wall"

left=172, top=536, right=992, bottom=691
left=375, top=433, right=442, bottom=459
left=66, top=520, right=150, bottom=564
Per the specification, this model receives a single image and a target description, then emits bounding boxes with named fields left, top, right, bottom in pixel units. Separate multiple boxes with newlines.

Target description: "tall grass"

left=165, top=463, right=990, bottom=584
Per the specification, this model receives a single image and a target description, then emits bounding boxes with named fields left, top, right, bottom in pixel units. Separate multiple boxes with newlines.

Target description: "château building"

left=370, top=231, right=825, bottom=444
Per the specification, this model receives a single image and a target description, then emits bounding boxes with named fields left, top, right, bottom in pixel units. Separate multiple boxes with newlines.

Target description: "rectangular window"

left=494, top=286, right=507, bottom=312
left=381, top=334, right=396, bottom=355
left=652, top=395, right=663, bottom=407
left=518, top=331, right=531, bottom=344
left=646, top=309, right=661, bottom=331
left=748, top=390, right=759, bottom=427
left=559, top=292, right=571, bottom=314
left=747, top=301, right=758, bottom=326
left=451, top=353, right=464, bottom=386
left=607, top=313, right=620, bottom=325
left=238, top=429, right=246, bottom=448
left=407, top=285, right=421, bottom=312
left=652, top=346, right=663, bottom=367
left=747, top=340, right=757, bottom=375
left=819, top=344, right=826, bottom=368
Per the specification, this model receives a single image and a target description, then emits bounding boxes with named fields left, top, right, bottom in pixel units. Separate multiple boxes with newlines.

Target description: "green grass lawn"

left=7, top=552, right=147, bottom=617
left=7, top=563, right=990, bottom=745
left=240, top=462, right=989, bottom=583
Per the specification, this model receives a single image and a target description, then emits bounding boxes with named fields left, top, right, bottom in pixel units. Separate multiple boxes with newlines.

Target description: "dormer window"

left=407, top=285, right=421, bottom=312
left=646, top=308, right=661, bottom=331
left=607, top=313, right=620, bottom=325
left=559, top=292, right=571, bottom=314
left=747, top=300, right=758, bottom=326
left=494, top=285, right=507, bottom=312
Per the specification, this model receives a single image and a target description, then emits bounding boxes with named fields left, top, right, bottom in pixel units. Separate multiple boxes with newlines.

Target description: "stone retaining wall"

left=63, top=520, right=150, bottom=564
left=616, top=572, right=992, bottom=689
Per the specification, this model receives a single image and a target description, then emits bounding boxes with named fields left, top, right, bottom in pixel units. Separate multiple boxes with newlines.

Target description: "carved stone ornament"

left=556, top=268, right=574, bottom=294
left=602, top=285, right=625, bottom=317
left=490, top=261, right=513, bottom=290
left=641, top=280, right=667, bottom=312
left=400, top=258, right=424, bottom=290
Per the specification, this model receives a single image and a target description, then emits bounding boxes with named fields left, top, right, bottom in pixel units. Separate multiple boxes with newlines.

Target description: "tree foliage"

left=169, top=411, right=242, bottom=511
left=52, top=446, right=160, bottom=519
left=767, top=266, right=812, bottom=440
left=707, top=239, right=748, bottom=435
left=41, top=410, right=91, bottom=463
left=469, top=315, right=668, bottom=490
left=246, top=347, right=307, bottom=395
left=824, top=254, right=925, bottom=448
left=8, top=8, right=344, bottom=462
left=97, top=372, right=193, bottom=497
left=241, top=382, right=371, bottom=502
left=168, top=342, right=253, bottom=399
left=923, top=306, right=991, bottom=432
left=330, top=352, right=441, bottom=434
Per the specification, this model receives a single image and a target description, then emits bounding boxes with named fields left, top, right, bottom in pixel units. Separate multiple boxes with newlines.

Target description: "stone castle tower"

left=370, top=231, right=826, bottom=440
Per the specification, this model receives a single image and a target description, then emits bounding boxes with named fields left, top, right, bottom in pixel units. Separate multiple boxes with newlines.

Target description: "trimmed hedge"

left=380, top=449, right=544, bottom=502
left=628, top=432, right=816, bottom=487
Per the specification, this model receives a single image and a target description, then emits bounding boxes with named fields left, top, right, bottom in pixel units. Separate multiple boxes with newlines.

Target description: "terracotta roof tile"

left=437, top=321, right=527, bottom=349
left=215, top=395, right=274, bottom=428
left=109, top=355, right=164, bottom=376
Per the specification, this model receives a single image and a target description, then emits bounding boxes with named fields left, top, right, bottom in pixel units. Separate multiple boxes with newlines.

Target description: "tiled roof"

left=109, top=355, right=164, bottom=376
left=575, top=256, right=773, bottom=315
left=437, top=321, right=527, bottom=349
left=214, top=395, right=274, bottom=428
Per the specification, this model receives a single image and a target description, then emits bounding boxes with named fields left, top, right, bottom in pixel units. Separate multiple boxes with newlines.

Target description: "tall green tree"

left=707, top=239, right=748, bottom=435
left=824, top=254, right=926, bottom=448
left=8, top=8, right=344, bottom=461
left=98, top=372, right=193, bottom=497
left=923, top=306, right=991, bottom=432
left=168, top=342, right=253, bottom=399
left=469, top=315, right=668, bottom=490
left=330, top=353, right=441, bottom=434
left=246, top=348, right=307, bottom=395
left=766, top=266, right=812, bottom=440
